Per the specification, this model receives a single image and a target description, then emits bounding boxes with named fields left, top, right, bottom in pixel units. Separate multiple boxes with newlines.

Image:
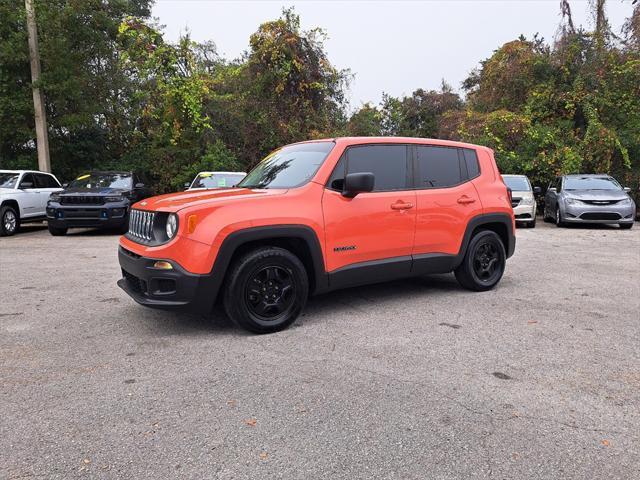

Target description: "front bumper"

left=513, top=203, right=536, bottom=222
left=117, top=246, right=218, bottom=313
left=563, top=202, right=635, bottom=224
left=47, top=201, right=129, bottom=229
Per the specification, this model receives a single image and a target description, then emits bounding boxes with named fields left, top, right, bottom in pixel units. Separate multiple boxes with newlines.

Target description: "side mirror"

left=135, top=182, right=145, bottom=189
left=184, top=182, right=191, bottom=189
left=533, top=186, right=542, bottom=195
left=20, top=182, right=34, bottom=189
left=548, top=187, right=557, bottom=194
left=342, top=172, right=374, bottom=198
left=623, top=186, right=631, bottom=193
left=62, top=183, right=68, bottom=188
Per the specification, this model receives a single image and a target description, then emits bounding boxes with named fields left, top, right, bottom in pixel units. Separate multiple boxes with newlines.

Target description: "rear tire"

left=0, top=205, right=19, bottom=236
left=47, top=223, right=68, bottom=236
left=223, top=247, right=309, bottom=334
left=619, top=223, right=633, bottom=230
left=455, top=230, right=506, bottom=292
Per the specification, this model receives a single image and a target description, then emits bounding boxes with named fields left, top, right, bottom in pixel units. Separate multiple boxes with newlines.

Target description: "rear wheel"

left=619, top=223, right=633, bottom=230
left=47, top=223, right=68, bottom=236
left=455, top=230, right=506, bottom=291
left=223, top=247, right=309, bottom=334
left=0, top=206, right=19, bottom=236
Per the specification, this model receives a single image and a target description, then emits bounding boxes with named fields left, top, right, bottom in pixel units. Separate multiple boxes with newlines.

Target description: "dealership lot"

left=1, top=222, right=639, bottom=479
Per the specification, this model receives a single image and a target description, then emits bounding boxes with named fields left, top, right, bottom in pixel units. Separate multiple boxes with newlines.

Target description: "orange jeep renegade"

left=118, top=138, right=515, bottom=333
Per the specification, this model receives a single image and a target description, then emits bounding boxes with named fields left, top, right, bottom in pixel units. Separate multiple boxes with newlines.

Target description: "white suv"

left=0, top=170, right=63, bottom=236
left=502, top=174, right=540, bottom=228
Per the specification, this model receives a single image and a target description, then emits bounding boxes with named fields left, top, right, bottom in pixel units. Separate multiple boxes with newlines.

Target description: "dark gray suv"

left=543, top=174, right=635, bottom=229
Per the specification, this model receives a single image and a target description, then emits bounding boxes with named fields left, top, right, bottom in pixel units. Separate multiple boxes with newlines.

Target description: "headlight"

left=565, top=197, right=582, bottom=205
left=620, top=197, right=632, bottom=205
left=49, top=193, right=61, bottom=202
left=165, top=213, right=178, bottom=239
left=105, top=195, right=123, bottom=202
left=520, top=197, right=534, bottom=206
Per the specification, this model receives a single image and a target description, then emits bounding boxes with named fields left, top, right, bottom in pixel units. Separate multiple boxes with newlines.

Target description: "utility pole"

left=25, top=0, right=51, bottom=173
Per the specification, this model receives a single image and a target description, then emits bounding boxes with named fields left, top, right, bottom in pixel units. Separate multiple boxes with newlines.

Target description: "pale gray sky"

left=153, top=0, right=634, bottom=108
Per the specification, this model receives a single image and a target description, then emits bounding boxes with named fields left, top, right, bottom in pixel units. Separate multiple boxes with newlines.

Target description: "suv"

left=185, top=171, right=246, bottom=190
left=0, top=170, right=63, bottom=236
left=502, top=174, right=540, bottom=228
left=117, top=138, right=515, bottom=333
left=543, top=174, right=635, bottom=229
left=46, top=171, right=152, bottom=235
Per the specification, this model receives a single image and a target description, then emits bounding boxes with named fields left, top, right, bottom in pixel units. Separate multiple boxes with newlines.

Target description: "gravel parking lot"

left=1, top=221, right=639, bottom=479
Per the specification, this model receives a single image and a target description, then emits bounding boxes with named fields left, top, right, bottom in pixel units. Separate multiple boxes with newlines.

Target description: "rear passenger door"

left=412, top=146, right=483, bottom=261
left=322, top=144, right=417, bottom=277
left=17, top=173, right=41, bottom=218
left=34, top=173, right=62, bottom=215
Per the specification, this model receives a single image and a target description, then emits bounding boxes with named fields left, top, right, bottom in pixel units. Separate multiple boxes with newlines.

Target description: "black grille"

left=128, top=209, right=156, bottom=242
left=581, top=199, right=620, bottom=206
left=580, top=212, right=621, bottom=221
left=60, top=196, right=105, bottom=205
left=123, top=270, right=147, bottom=295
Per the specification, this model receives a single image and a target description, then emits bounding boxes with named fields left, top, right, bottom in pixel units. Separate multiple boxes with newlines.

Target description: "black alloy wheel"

left=245, top=265, right=296, bottom=320
left=455, top=230, right=506, bottom=291
left=223, top=246, right=309, bottom=334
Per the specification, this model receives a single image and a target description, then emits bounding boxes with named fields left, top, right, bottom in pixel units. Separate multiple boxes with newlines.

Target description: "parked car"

left=185, top=171, right=246, bottom=190
left=502, top=174, right=540, bottom=228
left=46, top=171, right=153, bottom=236
left=117, top=137, right=515, bottom=334
left=0, top=170, right=63, bottom=236
left=543, top=174, right=635, bottom=229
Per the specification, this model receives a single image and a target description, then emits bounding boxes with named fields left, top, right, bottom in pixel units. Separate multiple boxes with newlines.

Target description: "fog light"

left=56, top=211, right=64, bottom=218
left=101, top=210, right=108, bottom=218
left=153, top=261, right=173, bottom=270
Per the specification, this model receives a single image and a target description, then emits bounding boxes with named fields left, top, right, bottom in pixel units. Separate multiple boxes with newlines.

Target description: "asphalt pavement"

left=1, top=220, right=639, bottom=479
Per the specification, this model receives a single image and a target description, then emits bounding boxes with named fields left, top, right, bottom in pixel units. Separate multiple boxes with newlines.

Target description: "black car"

left=46, top=171, right=152, bottom=235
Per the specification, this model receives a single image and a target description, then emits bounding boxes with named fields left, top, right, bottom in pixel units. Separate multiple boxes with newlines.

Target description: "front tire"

left=619, top=223, right=633, bottom=230
left=455, top=230, right=506, bottom=292
left=555, top=207, right=566, bottom=227
left=223, top=247, right=309, bottom=334
left=47, top=223, right=68, bottom=236
left=0, top=205, right=19, bottom=236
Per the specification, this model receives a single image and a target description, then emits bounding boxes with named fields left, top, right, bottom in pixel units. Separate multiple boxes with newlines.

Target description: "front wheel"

left=223, top=247, right=309, bottom=334
left=555, top=207, right=566, bottom=227
left=455, top=230, right=506, bottom=291
left=48, top=223, right=68, bottom=236
left=0, top=205, right=19, bottom=236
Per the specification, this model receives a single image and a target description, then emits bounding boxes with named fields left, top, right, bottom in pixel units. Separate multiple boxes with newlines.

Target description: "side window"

left=555, top=177, right=562, bottom=191
left=462, top=148, right=480, bottom=179
left=19, top=173, right=36, bottom=189
left=327, top=154, right=346, bottom=191
left=35, top=173, right=60, bottom=188
left=346, top=145, right=409, bottom=191
left=415, top=146, right=463, bottom=189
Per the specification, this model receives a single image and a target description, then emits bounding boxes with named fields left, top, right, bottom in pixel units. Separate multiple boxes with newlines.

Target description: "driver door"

left=322, top=144, right=416, bottom=285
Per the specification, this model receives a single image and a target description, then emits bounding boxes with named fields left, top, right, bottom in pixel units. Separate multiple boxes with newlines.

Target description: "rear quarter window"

left=462, top=149, right=480, bottom=179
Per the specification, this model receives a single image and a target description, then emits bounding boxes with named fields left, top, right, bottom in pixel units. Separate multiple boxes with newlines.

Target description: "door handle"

left=457, top=196, right=476, bottom=205
left=390, top=201, right=414, bottom=210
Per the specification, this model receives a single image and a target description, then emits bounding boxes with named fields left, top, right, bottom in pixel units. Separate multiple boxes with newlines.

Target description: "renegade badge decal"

left=334, top=245, right=356, bottom=252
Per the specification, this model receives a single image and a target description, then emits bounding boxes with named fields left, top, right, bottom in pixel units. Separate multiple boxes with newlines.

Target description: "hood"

left=510, top=190, right=533, bottom=197
left=563, top=189, right=630, bottom=201
left=0, top=188, right=15, bottom=195
left=133, top=187, right=286, bottom=212
left=59, top=187, right=130, bottom=195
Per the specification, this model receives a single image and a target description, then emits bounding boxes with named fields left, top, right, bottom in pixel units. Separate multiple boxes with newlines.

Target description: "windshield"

left=191, top=173, right=246, bottom=189
left=502, top=176, right=531, bottom=191
left=564, top=176, right=621, bottom=191
left=69, top=173, right=132, bottom=190
left=0, top=173, right=20, bottom=189
left=237, top=142, right=335, bottom=189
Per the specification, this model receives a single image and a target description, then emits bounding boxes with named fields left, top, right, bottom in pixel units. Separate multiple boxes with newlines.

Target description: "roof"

left=502, top=174, right=528, bottom=177
left=563, top=174, right=611, bottom=178
left=0, top=169, right=56, bottom=175
left=289, top=136, right=491, bottom=151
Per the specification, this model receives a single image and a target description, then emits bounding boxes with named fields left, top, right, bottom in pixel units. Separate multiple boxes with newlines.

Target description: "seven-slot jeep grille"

left=128, top=209, right=156, bottom=241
